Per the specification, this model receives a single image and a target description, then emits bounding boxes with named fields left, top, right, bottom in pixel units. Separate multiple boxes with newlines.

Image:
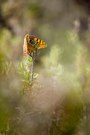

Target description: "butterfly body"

left=23, top=34, right=47, bottom=57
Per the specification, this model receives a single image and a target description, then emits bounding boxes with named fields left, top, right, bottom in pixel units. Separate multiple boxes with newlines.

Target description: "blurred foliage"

left=18, top=56, right=33, bottom=92
left=50, top=88, right=84, bottom=135
left=0, top=0, right=90, bottom=135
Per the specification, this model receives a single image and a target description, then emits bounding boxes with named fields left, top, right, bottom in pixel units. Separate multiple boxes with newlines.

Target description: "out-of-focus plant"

left=49, top=87, right=84, bottom=135
left=18, top=56, right=32, bottom=92
left=42, top=45, right=63, bottom=78
left=0, top=52, right=14, bottom=80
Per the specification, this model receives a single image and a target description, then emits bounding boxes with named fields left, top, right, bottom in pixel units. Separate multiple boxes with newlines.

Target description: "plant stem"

left=30, top=52, right=35, bottom=83
left=31, top=57, right=34, bottom=82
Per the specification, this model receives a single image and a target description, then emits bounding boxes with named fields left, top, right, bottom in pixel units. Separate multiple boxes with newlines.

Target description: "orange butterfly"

left=23, top=34, right=47, bottom=57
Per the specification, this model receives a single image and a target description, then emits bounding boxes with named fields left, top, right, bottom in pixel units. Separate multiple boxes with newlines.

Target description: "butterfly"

left=23, top=34, right=47, bottom=57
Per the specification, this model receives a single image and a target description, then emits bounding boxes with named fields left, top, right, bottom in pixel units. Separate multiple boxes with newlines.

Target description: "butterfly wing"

left=34, top=37, right=47, bottom=49
left=23, top=34, right=47, bottom=56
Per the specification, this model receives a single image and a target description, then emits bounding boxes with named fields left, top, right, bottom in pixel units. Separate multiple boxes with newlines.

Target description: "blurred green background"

left=0, top=0, right=90, bottom=135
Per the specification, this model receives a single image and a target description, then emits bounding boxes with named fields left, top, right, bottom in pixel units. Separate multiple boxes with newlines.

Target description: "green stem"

left=30, top=52, right=35, bottom=83
left=31, top=57, right=34, bottom=82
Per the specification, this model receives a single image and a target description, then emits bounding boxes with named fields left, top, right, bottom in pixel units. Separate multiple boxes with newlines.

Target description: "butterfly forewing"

left=34, top=37, right=47, bottom=49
